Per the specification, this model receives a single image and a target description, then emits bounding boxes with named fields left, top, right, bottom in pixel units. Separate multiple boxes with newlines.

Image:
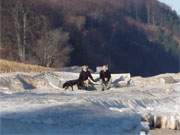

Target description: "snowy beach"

left=0, top=72, right=180, bottom=135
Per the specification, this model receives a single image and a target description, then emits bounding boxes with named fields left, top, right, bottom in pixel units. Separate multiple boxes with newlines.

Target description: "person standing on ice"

left=78, top=65, right=96, bottom=90
left=100, top=65, right=111, bottom=91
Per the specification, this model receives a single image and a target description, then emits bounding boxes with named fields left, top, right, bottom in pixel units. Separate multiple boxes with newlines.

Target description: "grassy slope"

left=0, top=59, right=50, bottom=73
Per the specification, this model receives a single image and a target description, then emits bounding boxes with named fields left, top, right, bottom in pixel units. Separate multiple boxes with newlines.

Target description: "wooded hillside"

left=1, top=0, right=180, bottom=76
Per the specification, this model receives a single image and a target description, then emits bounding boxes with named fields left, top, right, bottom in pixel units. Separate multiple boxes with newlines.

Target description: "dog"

left=62, top=79, right=81, bottom=91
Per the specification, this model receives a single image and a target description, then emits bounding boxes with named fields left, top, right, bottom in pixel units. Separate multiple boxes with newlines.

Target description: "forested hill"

left=1, top=0, right=180, bottom=76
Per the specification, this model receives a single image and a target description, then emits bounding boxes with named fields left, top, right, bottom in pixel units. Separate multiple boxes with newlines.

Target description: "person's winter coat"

left=78, top=70, right=95, bottom=82
left=100, top=70, right=111, bottom=83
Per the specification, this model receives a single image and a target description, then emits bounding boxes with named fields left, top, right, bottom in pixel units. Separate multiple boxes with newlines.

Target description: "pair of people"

left=78, top=65, right=111, bottom=91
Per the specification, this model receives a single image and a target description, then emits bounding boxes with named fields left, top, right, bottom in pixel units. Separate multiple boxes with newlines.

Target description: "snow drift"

left=0, top=72, right=180, bottom=135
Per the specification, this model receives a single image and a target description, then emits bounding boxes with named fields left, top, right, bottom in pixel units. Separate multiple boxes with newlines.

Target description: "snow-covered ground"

left=0, top=72, right=180, bottom=135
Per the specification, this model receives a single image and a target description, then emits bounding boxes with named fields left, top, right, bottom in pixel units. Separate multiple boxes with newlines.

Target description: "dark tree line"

left=1, top=0, right=180, bottom=76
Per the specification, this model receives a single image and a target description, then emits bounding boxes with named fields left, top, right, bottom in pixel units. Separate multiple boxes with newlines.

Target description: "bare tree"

left=35, top=29, right=71, bottom=67
left=10, top=0, right=40, bottom=62
left=10, top=0, right=25, bottom=61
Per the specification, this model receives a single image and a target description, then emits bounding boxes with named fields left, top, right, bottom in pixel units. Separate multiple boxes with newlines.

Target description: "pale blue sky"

left=159, top=0, right=180, bottom=15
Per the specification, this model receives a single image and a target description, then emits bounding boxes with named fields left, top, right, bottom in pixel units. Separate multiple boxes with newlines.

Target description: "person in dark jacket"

left=99, top=65, right=111, bottom=91
left=78, top=65, right=96, bottom=89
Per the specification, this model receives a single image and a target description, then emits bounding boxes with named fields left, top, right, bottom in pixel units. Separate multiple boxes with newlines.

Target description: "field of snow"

left=0, top=72, right=180, bottom=135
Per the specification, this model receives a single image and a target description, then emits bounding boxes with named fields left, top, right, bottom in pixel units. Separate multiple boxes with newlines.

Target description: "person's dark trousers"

left=101, top=78, right=112, bottom=91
